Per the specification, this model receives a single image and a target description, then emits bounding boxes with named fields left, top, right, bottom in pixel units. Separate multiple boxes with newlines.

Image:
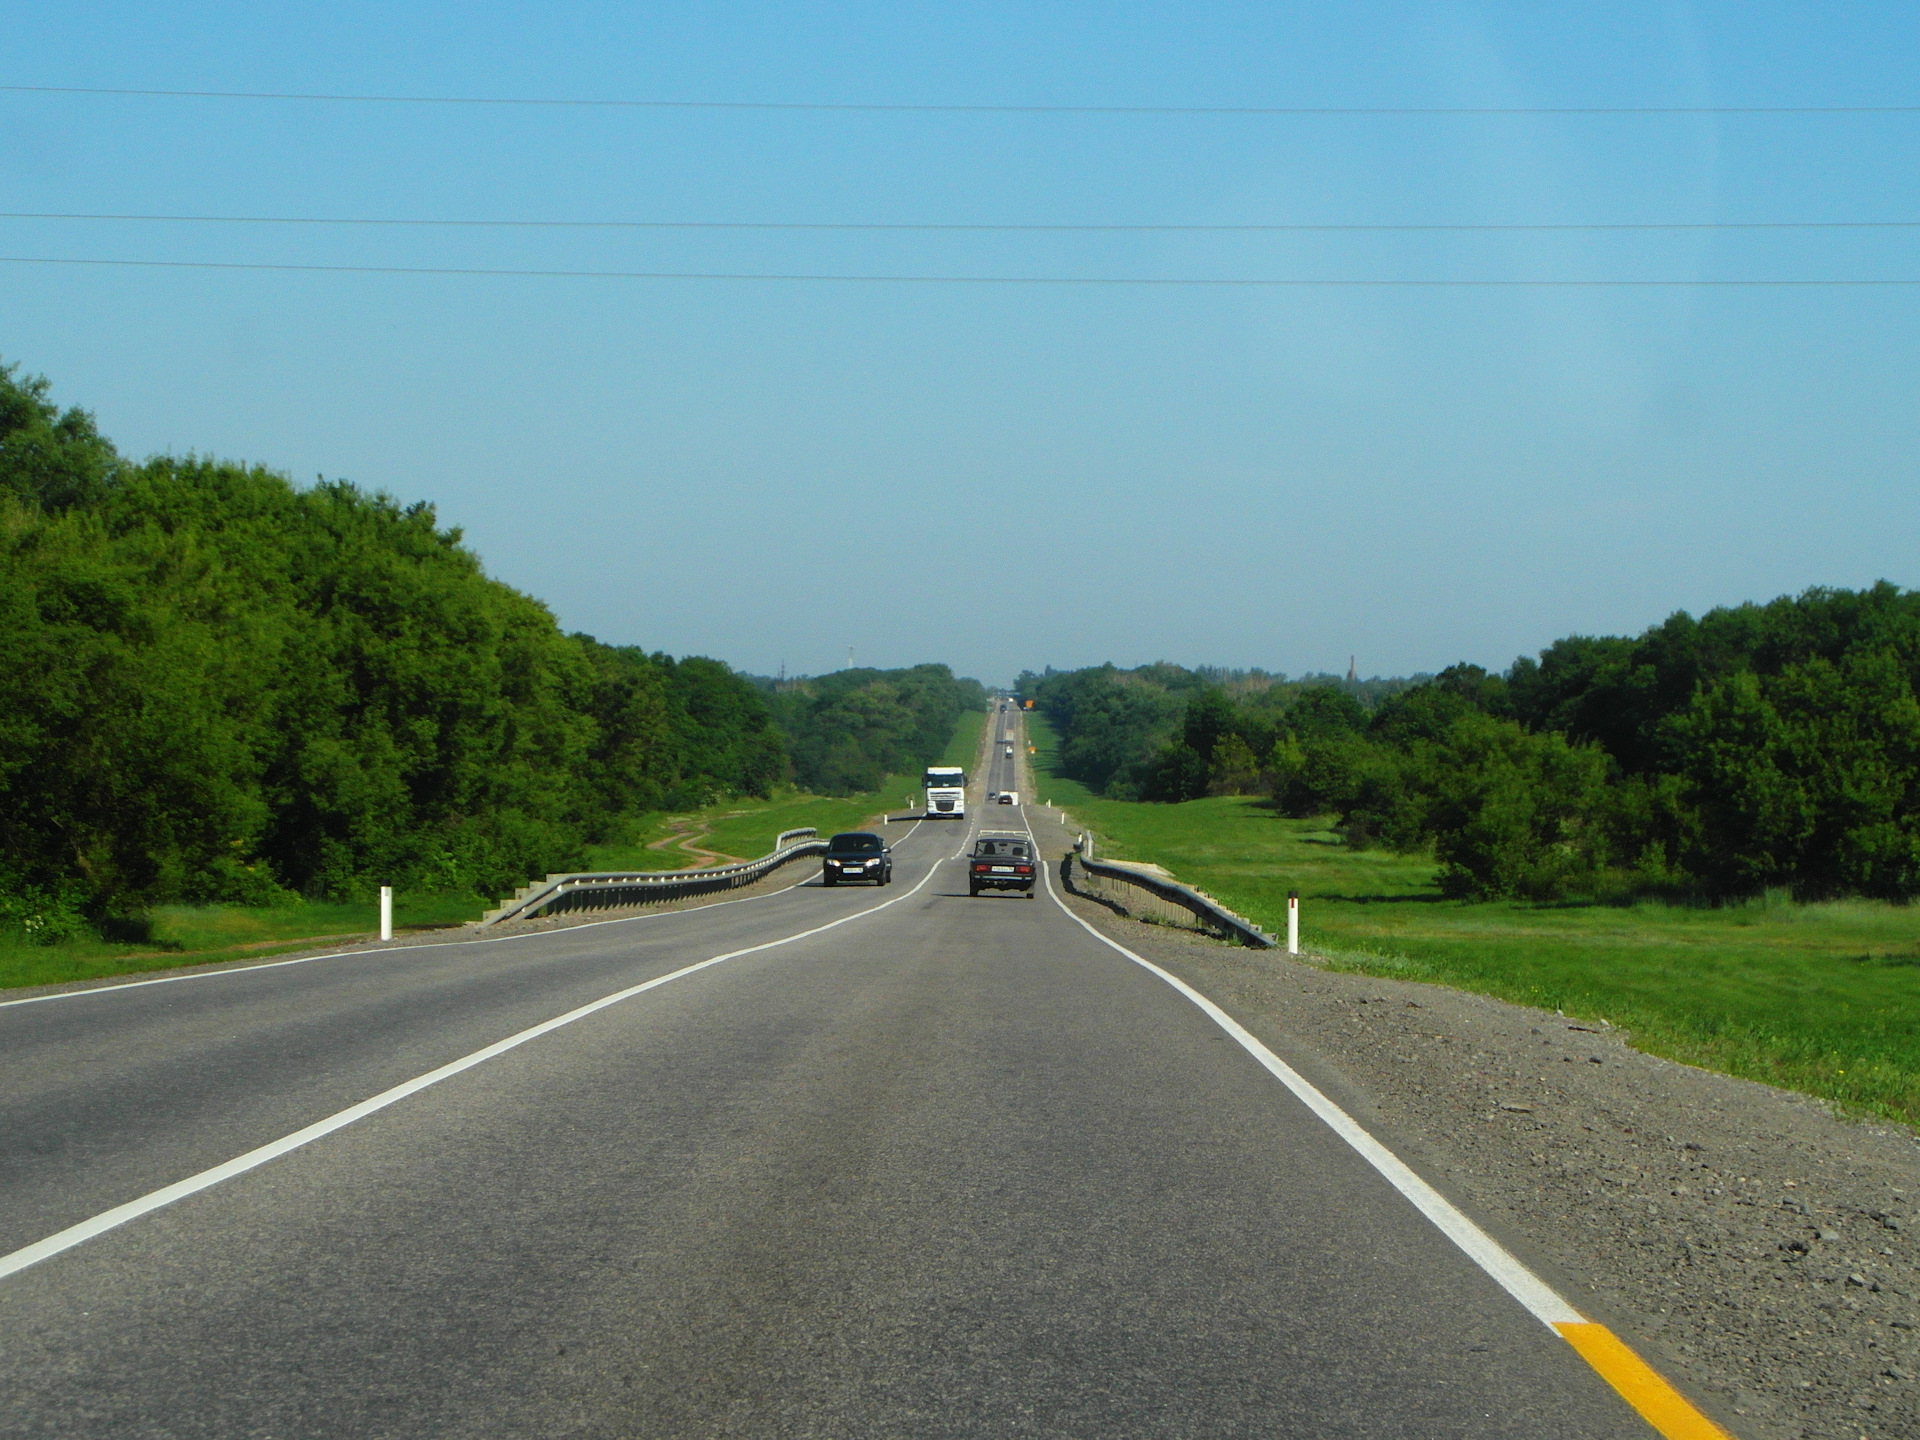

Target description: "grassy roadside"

left=0, top=892, right=490, bottom=993
left=583, top=709, right=986, bottom=868
left=1029, top=712, right=1920, bottom=1127
left=1, top=709, right=992, bottom=994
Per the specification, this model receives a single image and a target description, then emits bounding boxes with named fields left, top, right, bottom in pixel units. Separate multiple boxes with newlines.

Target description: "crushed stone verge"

left=1059, top=894, right=1920, bottom=1440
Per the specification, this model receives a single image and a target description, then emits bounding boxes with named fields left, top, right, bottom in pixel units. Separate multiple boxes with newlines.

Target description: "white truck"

left=923, top=766, right=966, bottom=818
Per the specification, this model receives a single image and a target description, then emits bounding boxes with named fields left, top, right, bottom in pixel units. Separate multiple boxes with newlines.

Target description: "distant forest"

left=1017, top=664, right=1419, bottom=800
left=751, top=666, right=986, bottom=797
left=0, top=362, right=977, bottom=930
left=1025, top=589, right=1920, bottom=903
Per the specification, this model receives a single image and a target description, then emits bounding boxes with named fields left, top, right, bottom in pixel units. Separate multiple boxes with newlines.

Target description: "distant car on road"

left=998, top=791, right=1018, bottom=805
left=969, top=835, right=1036, bottom=897
left=822, top=832, right=892, bottom=886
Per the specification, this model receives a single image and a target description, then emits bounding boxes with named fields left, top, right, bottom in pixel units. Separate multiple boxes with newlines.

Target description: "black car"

left=822, top=831, right=893, bottom=886
left=968, top=835, right=1036, bottom=897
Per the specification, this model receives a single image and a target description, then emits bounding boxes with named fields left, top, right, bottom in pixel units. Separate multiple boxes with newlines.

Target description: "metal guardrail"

left=478, top=828, right=829, bottom=927
left=1063, top=841, right=1275, bottom=949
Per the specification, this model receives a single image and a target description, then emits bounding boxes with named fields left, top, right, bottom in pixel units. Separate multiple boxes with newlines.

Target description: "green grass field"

left=1029, top=713, right=1920, bottom=1126
left=583, top=709, right=986, bottom=868
left=1, top=709, right=992, bottom=994
left=0, top=891, right=489, bottom=993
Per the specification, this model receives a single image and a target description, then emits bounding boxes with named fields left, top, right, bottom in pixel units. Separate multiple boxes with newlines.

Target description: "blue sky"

left=4, top=3, right=1917, bottom=684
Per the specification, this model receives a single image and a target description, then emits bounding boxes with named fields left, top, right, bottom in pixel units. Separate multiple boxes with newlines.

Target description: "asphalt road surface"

left=0, top=710, right=1664, bottom=1437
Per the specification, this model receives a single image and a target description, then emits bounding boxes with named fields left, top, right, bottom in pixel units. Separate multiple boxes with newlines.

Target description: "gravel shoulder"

left=1017, top=785, right=1920, bottom=1440
left=1066, top=889, right=1917, bottom=1438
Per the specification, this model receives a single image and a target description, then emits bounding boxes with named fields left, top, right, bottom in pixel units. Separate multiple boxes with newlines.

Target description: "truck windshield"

left=923, top=772, right=964, bottom=788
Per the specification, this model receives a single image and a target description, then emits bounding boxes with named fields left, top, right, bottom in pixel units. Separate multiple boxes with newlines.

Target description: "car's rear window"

left=973, top=840, right=1028, bottom=858
left=829, top=833, right=882, bottom=852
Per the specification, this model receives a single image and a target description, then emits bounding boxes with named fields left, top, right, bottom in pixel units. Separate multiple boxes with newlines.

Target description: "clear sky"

left=4, top=3, right=1917, bottom=685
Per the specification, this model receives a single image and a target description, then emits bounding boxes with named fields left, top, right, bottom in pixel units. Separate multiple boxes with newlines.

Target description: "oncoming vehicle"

left=998, top=791, right=1018, bottom=805
left=924, top=766, right=966, bottom=818
left=1004, top=745, right=1014, bottom=758
left=821, top=832, right=892, bottom=886
left=969, top=835, right=1035, bottom=897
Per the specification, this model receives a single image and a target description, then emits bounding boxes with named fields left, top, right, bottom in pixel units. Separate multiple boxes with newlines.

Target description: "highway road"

left=0, top=708, right=1680, bottom=1437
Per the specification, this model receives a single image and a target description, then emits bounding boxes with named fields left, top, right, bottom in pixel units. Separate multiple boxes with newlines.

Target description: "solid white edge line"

left=0, top=821, right=926, bottom=1011
left=0, top=825, right=944, bottom=1283
left=1030, top=787, right=1584, bottom=1331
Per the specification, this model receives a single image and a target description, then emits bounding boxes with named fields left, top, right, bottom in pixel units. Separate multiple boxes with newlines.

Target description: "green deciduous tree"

left=759, top=664, right=984, bottom=796
left=1036, top=585, right=1920, bottom=903
left=1410, top=716, right=1610, bottom=899
left=0, top=362, right=120, bottom=512
left=0, top=360, right=793, bottom=921
left=1673, top=652, right=1920, bottom=899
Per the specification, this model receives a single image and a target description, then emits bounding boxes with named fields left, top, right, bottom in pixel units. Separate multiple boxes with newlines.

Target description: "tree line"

left=1024, top=590, right=1920, bottom=903
left=0, top=362, right=975, bottom=935
left=1016, top=663, right=1414, bottom=801
left=754, top=665, right=986, bottom=796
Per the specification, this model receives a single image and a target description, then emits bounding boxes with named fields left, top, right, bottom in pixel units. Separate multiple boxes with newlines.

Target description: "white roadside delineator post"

left=1287, top=889, right=1299, bottom=955
left=379, top=886, right=393, bottom=942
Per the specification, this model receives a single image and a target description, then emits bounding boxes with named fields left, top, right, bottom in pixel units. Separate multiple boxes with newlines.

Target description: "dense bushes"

left=758, top=665, right=985, bottom=795
left=578, top=640, right=787, bottom=824
left=1017, top=662, right=1406, bottom=800
left=0, top=362, right=787, bottom=922
left=1030, top=588, right=1920, bottom=903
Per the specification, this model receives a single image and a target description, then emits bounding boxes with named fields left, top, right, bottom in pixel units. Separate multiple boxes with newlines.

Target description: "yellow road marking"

left=1555, top=1323, right=1734, bottom=1439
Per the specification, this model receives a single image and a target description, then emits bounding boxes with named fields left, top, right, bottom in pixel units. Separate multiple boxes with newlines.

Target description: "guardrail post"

left=380, top=886, right=393, bottom=942
left=1287, top=890, right=1299, bottom=955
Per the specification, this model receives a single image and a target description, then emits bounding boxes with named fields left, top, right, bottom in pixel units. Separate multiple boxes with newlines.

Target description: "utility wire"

left=3, top=85, right=1915, bottom=115
left=4, top=256, right=1914, bottom=286
left=4, top=212, right=1918, bottom=233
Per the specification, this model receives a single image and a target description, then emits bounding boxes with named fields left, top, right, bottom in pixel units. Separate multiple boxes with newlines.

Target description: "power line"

left=2, top=84, right=1915, bottom=116
left=4, top=256, right=1914, bottom=286
left=4, top=211, right=1918, bottom=233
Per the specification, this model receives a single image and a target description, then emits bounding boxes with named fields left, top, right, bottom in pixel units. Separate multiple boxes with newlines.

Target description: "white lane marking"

left=0, top=820, right=928, bottom=1011
left=0, top=828, right=949, bottom=1283
left=1031, top=805, right=1582, bottom=1329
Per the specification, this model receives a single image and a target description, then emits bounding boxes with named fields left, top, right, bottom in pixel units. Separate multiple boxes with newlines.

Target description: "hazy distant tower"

left=1347, top=655, right=1357, bottom=683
